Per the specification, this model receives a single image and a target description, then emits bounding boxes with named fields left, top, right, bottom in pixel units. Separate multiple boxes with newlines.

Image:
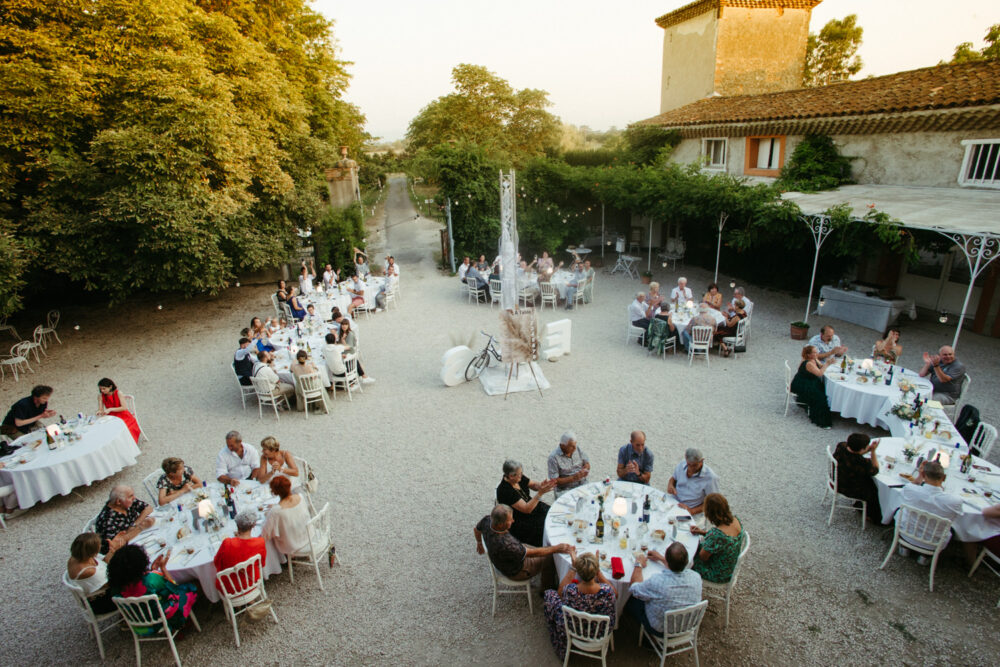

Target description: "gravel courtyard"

left=1, top=180, right=997, bottom=666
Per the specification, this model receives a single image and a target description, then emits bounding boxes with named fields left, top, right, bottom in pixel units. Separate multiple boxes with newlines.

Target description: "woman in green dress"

left=107, top=544, right=198, bottom=635
left=690, top=493, right=744, bottom=583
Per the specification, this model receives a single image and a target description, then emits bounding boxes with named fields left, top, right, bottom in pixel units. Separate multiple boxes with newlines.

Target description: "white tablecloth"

left=0, top=418, right=140, bottom=509
left=133, top=481, right=283, bottom=603
left=816, top=286, right=916, bottom=332
left=543, top=481, right=700, bottom=614
left=823, top=365, right=932, bottom=427
left=870, top=438, right=999, bottom=542
left=669, top=306, right=725, bottom=331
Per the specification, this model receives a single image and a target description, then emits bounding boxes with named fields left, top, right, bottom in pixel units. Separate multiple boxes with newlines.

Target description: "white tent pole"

left=803, top=215, right=834, bottom=324
left=952, top=250, right=981, bottom=350
left=601, top=203, right=605, bottom=259
left=714, top=212, right=729, bottom=284
left=647, top=219, right=652, bottom=272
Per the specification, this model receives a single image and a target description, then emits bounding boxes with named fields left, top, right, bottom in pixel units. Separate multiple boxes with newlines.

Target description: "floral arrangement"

left=889, top=403, right=916, bottom=421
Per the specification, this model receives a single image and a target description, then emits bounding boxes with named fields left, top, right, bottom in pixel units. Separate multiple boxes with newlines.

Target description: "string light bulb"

left=73, top=324, right=80, bottom=331
left=157, top=305, right=163, bottom=311
left=938, top=311, right=949, bottom=324
left=729, top=280, right=736, bottom=289
left=235, top=281, right=240, bottom=287
left=818, top=297, right=826, bottom=308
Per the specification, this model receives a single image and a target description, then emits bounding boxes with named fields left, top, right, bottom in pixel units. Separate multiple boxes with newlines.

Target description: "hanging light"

left=729, top=280, right=736, bottom=289
left=818, top=297, right=826, bottom=308
left=157, top=305, right=163, bottom=311
left=235, top=281, right=241, bottom=288
left=73, top=324, right=80, bottom=331
left=939, top=311, right=949, bottom=324
left=662, top=262, right=667, bottom=268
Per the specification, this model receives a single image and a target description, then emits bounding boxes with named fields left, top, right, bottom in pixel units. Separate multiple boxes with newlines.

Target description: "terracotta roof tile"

left=655, top=1, right=822, bottom=30
left=635, top=60, right=1000, bottom=128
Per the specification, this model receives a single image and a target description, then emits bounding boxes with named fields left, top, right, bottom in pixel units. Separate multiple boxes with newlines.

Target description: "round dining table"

left=131, top=480, right=283, bottom=603
left=823, top=363, right=933, bottom=427
left=543, top=480, right=701, bottom=614
left=0, top=417, right=140, bottom=509
left=871, top=437, right=999, bottom=542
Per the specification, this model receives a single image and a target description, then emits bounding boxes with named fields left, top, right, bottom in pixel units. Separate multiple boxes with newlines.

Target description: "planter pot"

left=790, top=324, right=810, bottom=340
left=640, top=275, right=652, bottom=285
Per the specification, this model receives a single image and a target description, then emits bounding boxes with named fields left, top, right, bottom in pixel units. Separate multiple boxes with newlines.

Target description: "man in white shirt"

left=321, top=264, right=337, bottom=290
left=809, top=325, right=848, bottom=360
left=547, top=432, right=590, bottom=497
left=670, top=277, right=693, bottom=304
left=384, top=256, right=400, bottom=279
left=898, top=460, right=963, bottom=553
left=728, top=286, right=753, bottom=315
left=251, top=350, right=295, bottom=403
left=564, top=264, right=586, bottom=310
left=216, top=431, right=261, bottom=486
left=322, top=332, right=348, bottom=382
left=458, top=256, right=471, bottom=283
left=667, top=448, right=720, bottom=515
left=629, top=292, right=649, bottom=330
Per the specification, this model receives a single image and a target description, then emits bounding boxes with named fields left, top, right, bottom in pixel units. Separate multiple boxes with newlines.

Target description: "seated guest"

left=647, top=309, right=677, bottom=355
left=323, top=332, right=348, bottom=381
left=476, top=254, right=490, bottom=273
left=497, top=460, right=555, bottom=546
left=728, top=286, right=752, bottom=314
left=670, top=276, right=693, bottom=304
left=547, top=432, right=590, bottom=497
left=384, top=255, right=399, bottom=279
left=808, top=325, right=847, bottom=360
left=582, top=260, right=595, bottom=303
left=1, top=384, right=56, bottom=437
left=625, top=542, right=702, bottom=637
left=251, top=350, right=296, bottom=404
left=918, top=345, right=966, bottom=405
left=346, top=274, right=365, bottom=317
left=898, top=460, right=963, bottom=553
left=962, top=503, right=1000, bottom=566
left=680, top=304, right=717, bottom=351
left=298, top=259, right=316, bottom=295
left=275, top=279, right=287, bottom=302
left=213, top=510, right=267, bottom=594
left=257, top=436, right=299, bottom=483
left=564, top=264, right=585, bottom=310
left=353, top=247, right=370, bottom=276
left=617, top=430, right=653, bottom=484
left=474, top=504, right=574, bottom=588
left=67, top=532, right=116, bottom=613
left=690, top=493, right=744, bottom=583
left=667, top=448, right=719, bottom=515
left=458, top=256, right=471, bottom=283
left=249, top=317, right=274, bottom=352
left=216, top=431, right=261, bottom=486
left=336, top=320, right=374, bottom=384
left=646, top=281, right=664, bottom=313
left=290, top=349, right=326, bottom=389
left=832, top=433, right=882, bottom=521
left=156, top=457, right=203, bottom=506
left=873, top=327, right=902, bottom=364
left=322, top=263, right=338, bottom=290
left=262, top=476, right=311, bottom=556
left=96, top=378, right=141, bottom=443
left=629, top=292, right=650, bottom=331
left=466, top=263, right=490, bottom=300
left=95, top=485, right=153, bottom=554
left=107, top=545, right=197, bottom=635
left=543, top=552, right=616, bottom=661
left=702, top=283, right=723, bottom=310
left=791, top=345, right=835, bottom=428
left=537, top=251, right=554, bottom=274
left=716, top=300, right=748, bottom=356
left=303, top=303, right=322, bottom=324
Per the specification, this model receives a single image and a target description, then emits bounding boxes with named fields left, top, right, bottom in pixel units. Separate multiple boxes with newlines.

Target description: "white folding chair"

left=82, top=514, right=99, bottom=534
left=540, top=282, right=557, bottom=310
left=468, top=281, right=487, bottom=304
left=625, top=321, right=645, bottom=347
left=123, top=394, right=149, bottom=443
left=270, top=293, right=281, bottom=320
left=0, top=341, right=33, bottom=382
left=38, top=309, right=61, bottom=346
left=21, top=325, right=45, bottom=363
left=968, top=544, right=1000, bottom=608
left=489, top=278, right=503, bottom=309
left=783, top=360, right=795, bottom=417
left=584, top=275, right=595, bottom=303
left=293, top=455, right=319, bottom=516
left=233, top=365, right=256, bottom=410
left=113, top=593, right=201, bottom=667
left=822, top=446, right=866, bottom=530
left=0, top=316, right=19, bottom=340
left=281, top=302, right=295, bottom=323
left=331, top=354, right=362, bottom=401
left=720, top=318, right=747, bottom=359
left=701, top=532, right=750, bottom=628
left=383, top=281, right=398, bottom=310
left=571, top=282, right=586, bottom=308
left=142, top=470, right=162, bottom=505
left=687, top=325, right=712, bottom=366
left=251, top=376, right=290, bottom=420
left=879, top=504, right=954, bottom=591
left=941, top=374, right=971, bottom=421
left=562, top=606, right=614, bottom=666
left=285, top=502, right=332, bottom=591
left=638, top=599, right=709, bottom=667
left=296, top=371, right=329, bottom=417
left=62, top=571, right=122, bottom=660
left=215, top=553, right=278, bottom=647
left=970, top=421, right=996, bottom=460
left=517, top=285, right=536, bottom=308
left=484, top=544, right=532, bottom=616
left=0, top=484, right=14, bottom=529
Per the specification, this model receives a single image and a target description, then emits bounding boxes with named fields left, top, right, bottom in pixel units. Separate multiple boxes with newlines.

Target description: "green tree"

left=406, top=64, right=559, bottom=165
left=803, top=14, right=863, bottom=87
left=947, top=24, right=1000, bottom=63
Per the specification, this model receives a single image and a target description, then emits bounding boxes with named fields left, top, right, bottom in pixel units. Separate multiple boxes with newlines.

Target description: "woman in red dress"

left=97, top=378, right=141, bottom=443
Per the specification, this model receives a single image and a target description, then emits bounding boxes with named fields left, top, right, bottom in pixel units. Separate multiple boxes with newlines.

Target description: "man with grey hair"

left=474, top=504, right=575, bottom=586
left=671, top=277, right=693, bottom=304
left=680, top=304, right=717, bottom=352
left=629, top=292, right=650, bottom=331
left=897, top=460, right=963, bottom=557
left=728, top=286, right=753, bottom=315
left=213, top=510, right=267, bottom=593
left=547, top=431, right=591, bottom=497
left=216, top=431, right=261, bottom=486
left=94, top=485, right=153, bottom=554
left=667, top=448, right=720, bottom=515
left=918, top=345, right=966, bottom=405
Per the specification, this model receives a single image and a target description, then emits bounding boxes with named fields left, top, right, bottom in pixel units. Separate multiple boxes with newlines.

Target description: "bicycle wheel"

left=465, top=352, right=489, bottom=382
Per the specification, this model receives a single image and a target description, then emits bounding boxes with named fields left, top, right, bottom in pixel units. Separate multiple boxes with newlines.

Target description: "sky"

left=314, top=0, right=999, bottom=142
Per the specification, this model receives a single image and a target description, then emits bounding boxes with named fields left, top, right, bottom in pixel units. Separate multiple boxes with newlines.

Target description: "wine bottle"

left=642, top=495, right=650, bottom=524
left=595, top=513, right=605, bottom=542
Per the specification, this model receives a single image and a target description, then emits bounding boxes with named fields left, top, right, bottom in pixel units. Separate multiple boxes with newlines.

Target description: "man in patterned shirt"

left=474, top=504, right=574, bottom=587
left=94, top=485, right=153, bottom=554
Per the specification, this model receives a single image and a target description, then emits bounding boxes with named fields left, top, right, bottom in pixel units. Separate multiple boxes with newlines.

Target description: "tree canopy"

left=0, top=0, right=367, bottom=313
left=803, top=14, right=864, bottom=87
left=406, top=64, right=560, bottom=166
left=947, top=23, right=1000, bottom=63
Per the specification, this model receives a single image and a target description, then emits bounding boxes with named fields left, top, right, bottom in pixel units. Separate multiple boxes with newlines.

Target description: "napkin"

left=611, top=557, right=625, bottom=580
left=925, top=400, right=943, bottom=409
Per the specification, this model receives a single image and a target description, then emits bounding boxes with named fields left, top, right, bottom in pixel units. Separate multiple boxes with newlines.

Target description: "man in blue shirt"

left=626, top=541, right=703, bottom=636
left=617, top=430, right=653, bottom=484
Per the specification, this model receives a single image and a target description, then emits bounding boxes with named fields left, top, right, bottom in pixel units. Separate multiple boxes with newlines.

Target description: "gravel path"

left=1, top=176, right=997, bottom=665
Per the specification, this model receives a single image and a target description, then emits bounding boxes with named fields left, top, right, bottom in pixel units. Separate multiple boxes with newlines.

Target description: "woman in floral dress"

left=543, top=552, right=616, bottom=660
left=690, top=493, right=745, bottom=583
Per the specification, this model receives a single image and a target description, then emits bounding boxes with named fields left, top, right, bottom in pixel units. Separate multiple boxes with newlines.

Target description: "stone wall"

left=714, top=7, right=811, bottom=97
left=659, top=10, right=718, bottom=114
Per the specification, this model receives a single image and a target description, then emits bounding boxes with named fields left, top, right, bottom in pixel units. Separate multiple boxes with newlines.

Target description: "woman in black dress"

left=790, top=344, right=835, bottom=428
left=496, top=459, right=556, bottom=546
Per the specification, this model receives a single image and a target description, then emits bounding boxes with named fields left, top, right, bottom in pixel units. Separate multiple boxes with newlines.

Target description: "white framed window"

left=958, top=139, right=1000, bottom=189
left=701, top=138, right=727, bottom=170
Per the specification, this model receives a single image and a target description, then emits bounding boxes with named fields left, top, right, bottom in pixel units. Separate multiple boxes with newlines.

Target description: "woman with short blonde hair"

left=257, top=436, right=299, bottom=483
left=542, top=552, right=616, bottom=660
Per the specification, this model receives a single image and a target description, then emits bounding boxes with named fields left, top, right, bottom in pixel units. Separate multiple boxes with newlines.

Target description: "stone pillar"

left=325, top=146, right=360, bottom=209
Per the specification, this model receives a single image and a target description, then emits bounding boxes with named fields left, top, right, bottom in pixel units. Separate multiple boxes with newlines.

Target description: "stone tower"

left=656, top=0, right=822, bottom=113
